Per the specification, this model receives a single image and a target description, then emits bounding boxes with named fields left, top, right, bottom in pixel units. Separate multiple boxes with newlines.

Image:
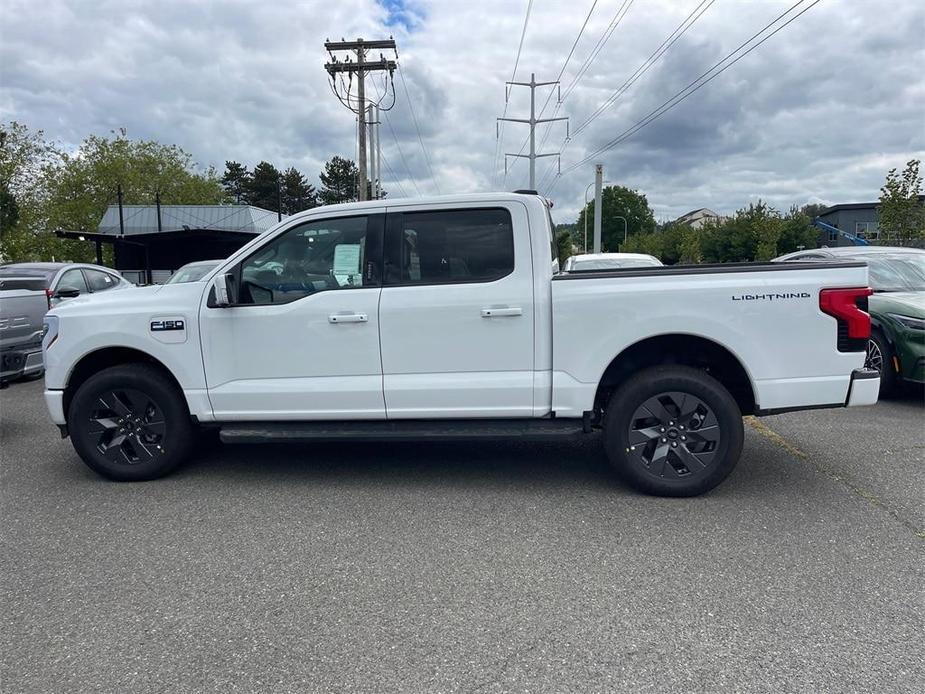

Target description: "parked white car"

left=42, top=193, right=879, bottom=496
left=0, top=262, right=133, bottom=306
left=562, top=252, right=662, bottom=271
left=165, top=260, right=223, bottom=284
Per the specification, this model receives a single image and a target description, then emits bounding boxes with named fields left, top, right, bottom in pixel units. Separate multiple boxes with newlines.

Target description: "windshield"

left=166, top=262, right=220, bottom=284
left=0, top=267, right=56, bottom=286
left=862, top=255, right=925, bottom=292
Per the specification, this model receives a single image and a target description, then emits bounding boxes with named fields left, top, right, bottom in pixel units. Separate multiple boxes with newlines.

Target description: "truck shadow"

left=180, top=434, right=625, bottom=493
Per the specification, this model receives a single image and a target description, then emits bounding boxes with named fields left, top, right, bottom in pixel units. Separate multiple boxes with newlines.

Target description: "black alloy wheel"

left=603, top=366, right=744, bottom=497
left=68, top=364, right=194, bottom=480
left=88, top=388, right=168, bottom=464
left=626, top=391, right=720, bottom=480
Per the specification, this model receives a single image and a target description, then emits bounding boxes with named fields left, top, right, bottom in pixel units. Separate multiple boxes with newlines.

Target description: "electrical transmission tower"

left=497, top=73, right=568, bottom=190
left=324, top=38, right=397, bottom=201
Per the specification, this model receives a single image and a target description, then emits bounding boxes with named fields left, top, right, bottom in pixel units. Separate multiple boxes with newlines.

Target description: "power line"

left=559, top=0, right=635, bottom=103
left=503, top=0, right=600, bottom=185
left=383, top=113, right=423, bottom=197
left=573, top=0, right=716, bottom=137
left=379, top=150, right=408, bottom=198
left=548, top=0, right=824, bottom=192
left=396, top=64, right=440, bottom=195
left=494, top=0, right=535, bottom=187
left=536, top=0, right=716, bottom=190
left=517, top=0, right=636, bottom=185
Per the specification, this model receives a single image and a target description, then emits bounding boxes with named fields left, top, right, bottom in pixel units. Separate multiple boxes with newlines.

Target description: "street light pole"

left=582, top=180, right=619, bottom=252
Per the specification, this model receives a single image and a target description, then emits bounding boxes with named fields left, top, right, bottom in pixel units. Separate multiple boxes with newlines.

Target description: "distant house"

left=56, top=204, right=281, bottom=284
left=816, top=196, right=925, bottom=247
left=673, top=208, right=727, bottom=230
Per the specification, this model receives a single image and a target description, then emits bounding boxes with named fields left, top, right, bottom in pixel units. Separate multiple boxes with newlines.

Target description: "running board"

left=219, top=419, right=585, bottom=444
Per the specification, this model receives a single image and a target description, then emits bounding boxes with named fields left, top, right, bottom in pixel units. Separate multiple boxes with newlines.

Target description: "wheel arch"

left=594, top=333, right=757, bottom=416
left=63, top=346, right=183, bottom=418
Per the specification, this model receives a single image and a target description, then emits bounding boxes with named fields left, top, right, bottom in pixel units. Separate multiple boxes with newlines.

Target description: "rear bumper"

left=845, top=368, right=879, bottom=407
left=0, top=345, right=43, bottom=384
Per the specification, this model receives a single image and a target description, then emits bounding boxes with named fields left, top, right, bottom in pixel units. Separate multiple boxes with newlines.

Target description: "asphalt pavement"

left=1, top=379, right=923, bottom=693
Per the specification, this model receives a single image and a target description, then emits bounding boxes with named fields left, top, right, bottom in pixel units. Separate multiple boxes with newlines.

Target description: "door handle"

left=328, top=312, right=368, bottom=323
left=481, top=307, right=523, bottom=318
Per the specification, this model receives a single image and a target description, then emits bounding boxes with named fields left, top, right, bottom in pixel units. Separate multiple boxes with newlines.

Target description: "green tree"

left=678, top=226, right=702, bottom=264
left=279, top=166, right=318, bottom=214
left=575, top=186, right=656, bottom=252
left=221, top=161, right=250, bottom=203
left=319, top=156, right=358, bottom=205
left=0, top=122, right=60, bottom=260
left=700, top=201, right=784, bottom=263
left=878, top=159, right=924, bottom=245
left=777, top=207, right=818, bottom=255
left=244, top=161, right=282, bottom=212
left=556, top=229, right=573, bottom=266
left=43, top=129, right=224, bottom=235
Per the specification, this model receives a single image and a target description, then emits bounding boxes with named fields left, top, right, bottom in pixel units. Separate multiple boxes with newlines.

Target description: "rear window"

left=385, top=208, right=515, bottom=285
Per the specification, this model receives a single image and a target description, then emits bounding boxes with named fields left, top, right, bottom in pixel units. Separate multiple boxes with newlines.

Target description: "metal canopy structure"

left=56, top=204, right=281, bottom=284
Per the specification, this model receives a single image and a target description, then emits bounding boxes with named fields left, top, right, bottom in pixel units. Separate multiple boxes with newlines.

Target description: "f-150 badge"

left=151, top=319, right=185, bottom=331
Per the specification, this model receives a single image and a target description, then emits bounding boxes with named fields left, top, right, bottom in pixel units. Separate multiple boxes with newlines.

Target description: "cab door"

left=378, top=203, right=535, bottom=418
left=200, top=211, right=385, bottom=420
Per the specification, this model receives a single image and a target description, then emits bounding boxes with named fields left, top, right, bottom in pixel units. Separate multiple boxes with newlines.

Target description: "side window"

left=57, top=269, right=89, bottom=294
left=238, top=215, right=377, bottom=305
left=385, top=208, right=514, bottom=285
left=85, top=269, right=118, bottom=292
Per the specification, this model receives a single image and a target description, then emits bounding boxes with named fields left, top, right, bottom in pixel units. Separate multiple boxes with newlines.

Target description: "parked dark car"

left=775, top=246, right=925, bottom=395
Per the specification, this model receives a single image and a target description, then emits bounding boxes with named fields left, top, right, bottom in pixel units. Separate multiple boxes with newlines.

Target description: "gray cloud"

left=1, top=0, right=922, bottom=224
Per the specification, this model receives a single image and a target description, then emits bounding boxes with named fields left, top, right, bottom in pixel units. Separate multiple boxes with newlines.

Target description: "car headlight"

left=42, top=315, right=59, bottom=351
left=888, top=313, right=925, bottom=331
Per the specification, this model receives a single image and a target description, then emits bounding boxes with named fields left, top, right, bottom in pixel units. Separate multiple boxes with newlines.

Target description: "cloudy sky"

left=2, top=0, right=923, bottom=222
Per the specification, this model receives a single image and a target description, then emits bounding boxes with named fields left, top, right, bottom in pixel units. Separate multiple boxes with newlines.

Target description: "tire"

left=67, top=363, right=194, bottom=481
left=866, top=331, right=897, bottom=398
left=602, top=365, right=744, bottom=497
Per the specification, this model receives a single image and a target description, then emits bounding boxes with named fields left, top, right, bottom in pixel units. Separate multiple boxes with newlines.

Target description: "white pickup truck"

left=42, top=193, right=879, bottom=496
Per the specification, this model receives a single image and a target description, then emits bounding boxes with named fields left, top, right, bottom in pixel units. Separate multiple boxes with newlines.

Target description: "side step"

left=219, top=418, right=585, bottom=444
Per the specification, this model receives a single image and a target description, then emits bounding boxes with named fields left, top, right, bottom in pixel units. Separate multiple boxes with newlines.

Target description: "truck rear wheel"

left=67, top=364, right=194, bottom=481
left=602, top=366, right=743, bottom=497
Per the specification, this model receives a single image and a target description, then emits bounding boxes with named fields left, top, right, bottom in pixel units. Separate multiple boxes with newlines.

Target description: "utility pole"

left=593, top=164, right=603, bottom=254
left=367, top=104, right=379, bottom=199
left=498, top=73, right=568, bottom=190
left=324, top=38, right=397, bottom=202
left=374, top=103, right=382, bottom=199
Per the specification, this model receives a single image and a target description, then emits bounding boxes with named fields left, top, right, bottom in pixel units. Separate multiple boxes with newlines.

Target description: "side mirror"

left=55, top=287, right=81, bottom=299
left=213, top=272, right=238, bottom=307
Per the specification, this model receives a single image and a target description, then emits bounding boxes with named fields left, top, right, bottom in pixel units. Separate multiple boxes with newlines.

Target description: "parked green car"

left=775, top=246, right=925, bottom=396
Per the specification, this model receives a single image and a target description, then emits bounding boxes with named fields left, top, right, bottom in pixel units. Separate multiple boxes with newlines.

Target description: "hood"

left=869, top=291, right=925, bottom=318
left=49, top=282, right=205, bottom=318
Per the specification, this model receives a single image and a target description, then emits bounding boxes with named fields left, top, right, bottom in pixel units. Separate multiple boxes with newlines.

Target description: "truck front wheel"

left=67, top=364, right=194, bottom=481
left=602, top=366, right=744, bottom=497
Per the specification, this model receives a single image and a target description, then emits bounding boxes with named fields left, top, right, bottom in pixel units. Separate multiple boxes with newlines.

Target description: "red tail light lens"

left=820, top=287, right=872, bottom=343
left=45, top=288, right=54, bottom=309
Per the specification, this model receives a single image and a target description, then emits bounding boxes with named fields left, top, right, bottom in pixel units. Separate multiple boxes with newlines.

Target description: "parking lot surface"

left=2, top=379, right=923, bottom=693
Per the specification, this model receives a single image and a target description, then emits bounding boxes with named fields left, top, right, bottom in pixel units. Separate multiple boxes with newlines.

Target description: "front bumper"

left=44, top=389, right=66, bottom=425
left=846, top=368, right=880, bottom=407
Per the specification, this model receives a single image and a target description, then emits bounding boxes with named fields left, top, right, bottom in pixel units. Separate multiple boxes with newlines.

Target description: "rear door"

left=378, top=202, right=535, bottom=418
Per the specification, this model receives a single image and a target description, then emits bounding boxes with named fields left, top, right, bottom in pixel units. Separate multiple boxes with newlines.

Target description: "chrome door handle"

left=328, top=312, right=368, bottom=323
left=481, top=307, right=523, bottom=318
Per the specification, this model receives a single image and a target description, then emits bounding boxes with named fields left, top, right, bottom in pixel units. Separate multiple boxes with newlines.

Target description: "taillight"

left=45, top=288, right=54, bottom=310
left=820, top=287, right=872, bottom=351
